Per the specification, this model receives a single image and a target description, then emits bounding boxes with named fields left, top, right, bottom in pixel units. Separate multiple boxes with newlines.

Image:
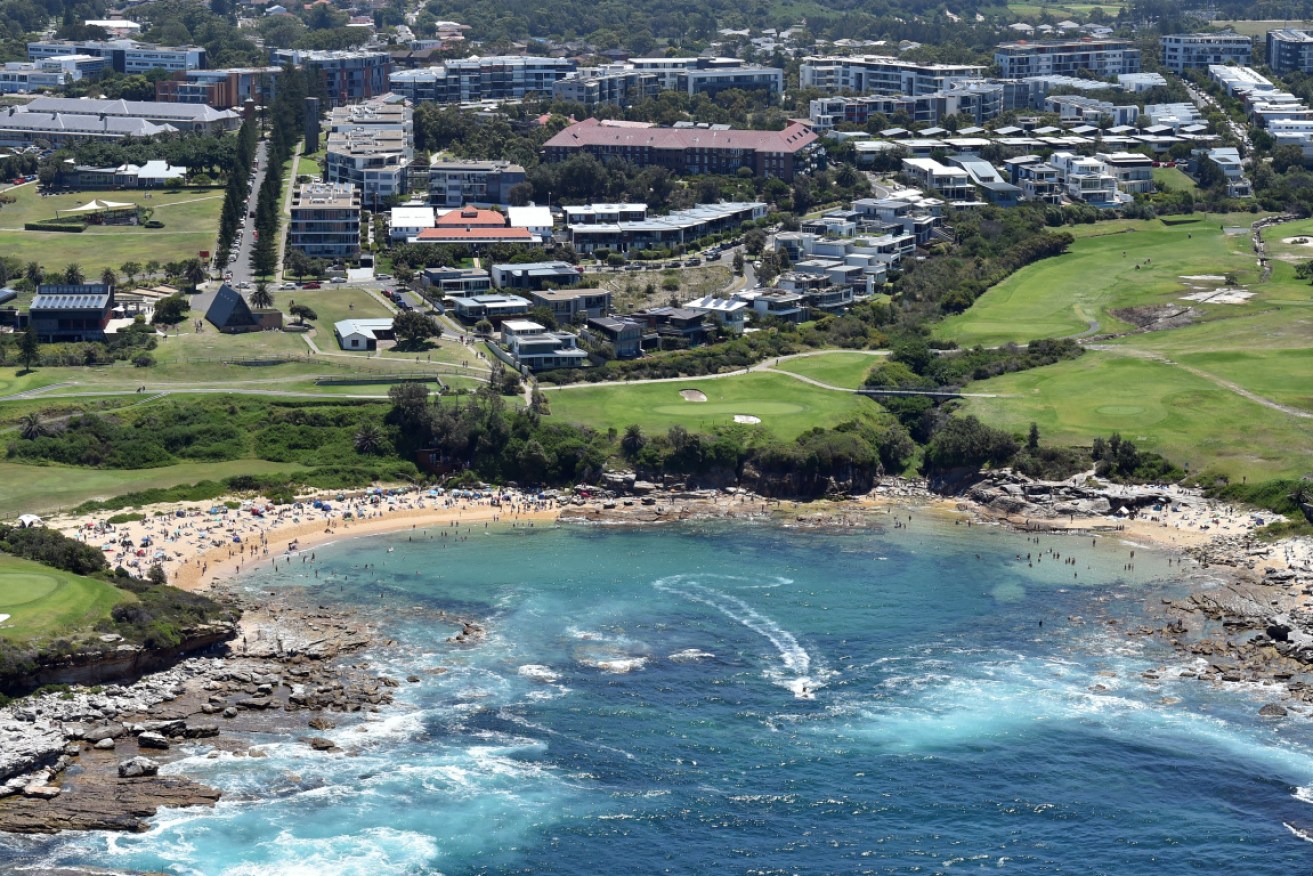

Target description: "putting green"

left=0, top=571, right=62, bottom=607
left=0, top=554, right=129, bottom=641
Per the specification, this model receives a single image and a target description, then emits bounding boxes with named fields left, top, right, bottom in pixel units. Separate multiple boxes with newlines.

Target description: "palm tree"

left=353, top=422, right=384, bottom=454
left=621, top=424, right=646, bottom=459
left=101, top=267, right=117, bottom=288
left=24, top=262, right=42, bottom=287
left=18, top=411, right=49, bottom=440
left=63, top=263, right=84, bottom=284
left=249, top=282, right=273, bottom=309
left=184, top=259, right=206, bottom=291
left=121, top=261, right=141, bottom=287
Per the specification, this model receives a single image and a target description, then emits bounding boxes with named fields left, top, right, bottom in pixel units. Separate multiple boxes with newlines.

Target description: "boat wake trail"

left=654, top=574, right=825, bottom=698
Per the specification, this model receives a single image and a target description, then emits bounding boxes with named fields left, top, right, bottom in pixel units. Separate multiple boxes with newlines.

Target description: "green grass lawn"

left=771, top=351, right=884, bottom=389
left=936, top=216, right=1260, bottom=347
left=303, top=287, right=393, bottom=344
left=0, top=184, right=223, bottom=275
left=0, top=459, right=309, bottom=518
left=959, top=351, right=1313, bottom=482
left=545, top=371, right=878, bottom=441
left=1152, top=167, right=1197, bottom=193
left=0, top=554, right=130, bottom=642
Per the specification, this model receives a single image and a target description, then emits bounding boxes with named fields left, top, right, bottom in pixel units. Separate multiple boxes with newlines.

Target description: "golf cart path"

left=1087, top=344, right=1313, bottom=420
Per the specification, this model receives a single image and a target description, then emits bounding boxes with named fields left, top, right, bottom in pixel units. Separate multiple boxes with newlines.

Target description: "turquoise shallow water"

left=6, top=515, right=1313, bottom=874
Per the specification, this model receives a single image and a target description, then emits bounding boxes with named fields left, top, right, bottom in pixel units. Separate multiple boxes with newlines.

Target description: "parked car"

left=376, top=273, right=392, bottom=280
left=280, top=282, right=296, bottom=289
left=330, top=276, right=347, bottom=284
left=302, top=282, right=321, bottom=289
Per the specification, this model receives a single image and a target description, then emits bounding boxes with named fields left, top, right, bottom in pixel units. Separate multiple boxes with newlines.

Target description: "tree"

left=621, top=424, right=646, bottom=459
left=18, top=411, right=50, bottom=440
left=63, top=263, right=84, bottom=284
left=744, top=228, right=766, bottom=255
left=145, top=260, right=161, bottom=278
left=388, top=381, right=429, bottom=421
left=249, top=283, right=273, bottom=309
left=1296, top=260, right=1313, bottom=285
left=732, top=252, right=744, bottom=275
left=1027, top=422, right=1040, bottom=452
left=152, top=294, right=189, bottom=326
left=184, top=259, right=207, bottom=291
left=101, top=267, right=117, bottom=287
left=121, top=261, right=141, bottom=287
left=289, top=303, right=317, bottom=325
left=353, top=421, right=385, bottom=454
left=24, top=261, right=43, bottom=287
left=19, top=330, right=39, bottom=372
left=393, top=310, right=439, bottom=347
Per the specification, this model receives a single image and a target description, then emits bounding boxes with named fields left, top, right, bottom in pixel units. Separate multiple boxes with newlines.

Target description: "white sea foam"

left=518, top=664, right=560, bottom=682
left=1284, top=822, right=1313, bottom=843
left=654, top=574, right=826, bottom=698
left=589, top=656, right=648, bottom=673
left=668, top=649, right=715, bottom=662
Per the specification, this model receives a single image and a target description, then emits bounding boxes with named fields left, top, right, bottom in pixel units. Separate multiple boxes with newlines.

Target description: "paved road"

left=223, top=141, right=269, bottom=287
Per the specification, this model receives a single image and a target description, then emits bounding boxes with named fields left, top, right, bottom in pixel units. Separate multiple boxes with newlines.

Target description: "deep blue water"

left=7, top=515, right=1313, bottom=875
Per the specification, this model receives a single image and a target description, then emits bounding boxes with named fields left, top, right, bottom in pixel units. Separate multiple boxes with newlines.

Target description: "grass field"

left=0, top=183, right=223, bottom=275
left=772, top=351, right=883, bottom=389
left=936, top=216, right=1261, bottom=347
left=1152, top=167, right=1197, bottom=193
left=545, top=371, right=878, bottom=441
left=0, top=459, right=309, bottom=518
left=959, top=351, right=1313, bottom=482
left=0, top=554, right=129, bottom=642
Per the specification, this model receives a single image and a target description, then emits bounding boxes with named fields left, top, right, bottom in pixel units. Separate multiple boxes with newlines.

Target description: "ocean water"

left=7, top=514, right=1313, bottom=875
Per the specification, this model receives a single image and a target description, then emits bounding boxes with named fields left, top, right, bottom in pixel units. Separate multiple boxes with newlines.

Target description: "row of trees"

left=255, top=65, right=312, bottom=278
left=217, top=115, right=259, bottom=264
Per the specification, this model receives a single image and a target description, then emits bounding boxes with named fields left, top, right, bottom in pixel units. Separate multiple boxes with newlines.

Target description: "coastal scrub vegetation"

left=0, top=525, right=237, bottom=692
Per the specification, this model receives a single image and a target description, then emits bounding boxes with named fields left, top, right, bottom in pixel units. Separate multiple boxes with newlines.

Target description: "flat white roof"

left=507, top=205, right=553, bottom=227
left=502, top=319, right=546, bottom=331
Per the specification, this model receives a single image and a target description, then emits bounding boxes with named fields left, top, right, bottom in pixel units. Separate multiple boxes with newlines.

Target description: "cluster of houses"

left=1211, top=63, right=1313, bottom=166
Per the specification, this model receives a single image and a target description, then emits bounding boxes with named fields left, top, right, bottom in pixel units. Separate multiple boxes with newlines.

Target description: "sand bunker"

left=680, top=390, right=707, bottom=402
left=1180, top=288, right=1254, bottom=304
left=0, top=615, right=9, bottom=624
left=733, top=414, right=762, bottom=424
left=1282, top=237, right=1313, bottom=247
left=1179, top=274, right=1227, bottom=282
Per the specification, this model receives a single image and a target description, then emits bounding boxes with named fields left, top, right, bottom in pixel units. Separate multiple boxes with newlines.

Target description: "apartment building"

left=155, top=67, right=280, bottom=109
left=1042, top=94, right=1139, bottom=126
left=1267, top=29, right=1313, bottom=74
left=491, top=261, right=583, bottom=291
left=552, top=67, right=659, bottom=109
left=289, top=182, right=361, bottom=259
left=799, top=55, right=984, bottom=96
left=28, top=39, right=206, bottom=73
left=1159, top=33, right=1252, bottom=73
left=388, top=56, right=576, bottom=104
left=994, top=39, right=1141, bottom=78
left=542, top=119, right=818, bottom=181
left=809, top=81, right=1004, bottom=130
left=272, top=49, right=390, bottom=107
left=324, top=101, right=414, bottom=207
left=565, top=201, right=767, bottom=253
left=427, top=159, right=526, bottom=208
left=624, top=57, right=783, bottom=97
left=0, top=55, right=105, bottom=93
left=0, top=110, right=174, bottom=147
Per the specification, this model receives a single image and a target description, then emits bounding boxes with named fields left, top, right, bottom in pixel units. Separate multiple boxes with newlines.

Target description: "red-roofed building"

left=413, top=226, right=536, bottom=245
left=434, top=208, right=509, bottom=228
left=542, top=118, right=818, bottom=181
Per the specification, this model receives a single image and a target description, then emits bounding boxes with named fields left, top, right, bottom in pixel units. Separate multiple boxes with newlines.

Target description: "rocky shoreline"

left=0, top=586, right=399, bottom=834
left=4, top=471, right=1311, bottom=836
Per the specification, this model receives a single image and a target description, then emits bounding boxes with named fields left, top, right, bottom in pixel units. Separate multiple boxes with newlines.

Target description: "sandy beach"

left=52, top=490, right=561, bottom=593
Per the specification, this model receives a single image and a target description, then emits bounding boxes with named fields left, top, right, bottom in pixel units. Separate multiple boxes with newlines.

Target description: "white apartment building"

left=1160, top=33, right=1252, bottom=73
left=799, top=55, right=984, bottom=96
left=900, top=157, right=973, bottom=201
left=1050, top=152, right=1121, bottom=206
